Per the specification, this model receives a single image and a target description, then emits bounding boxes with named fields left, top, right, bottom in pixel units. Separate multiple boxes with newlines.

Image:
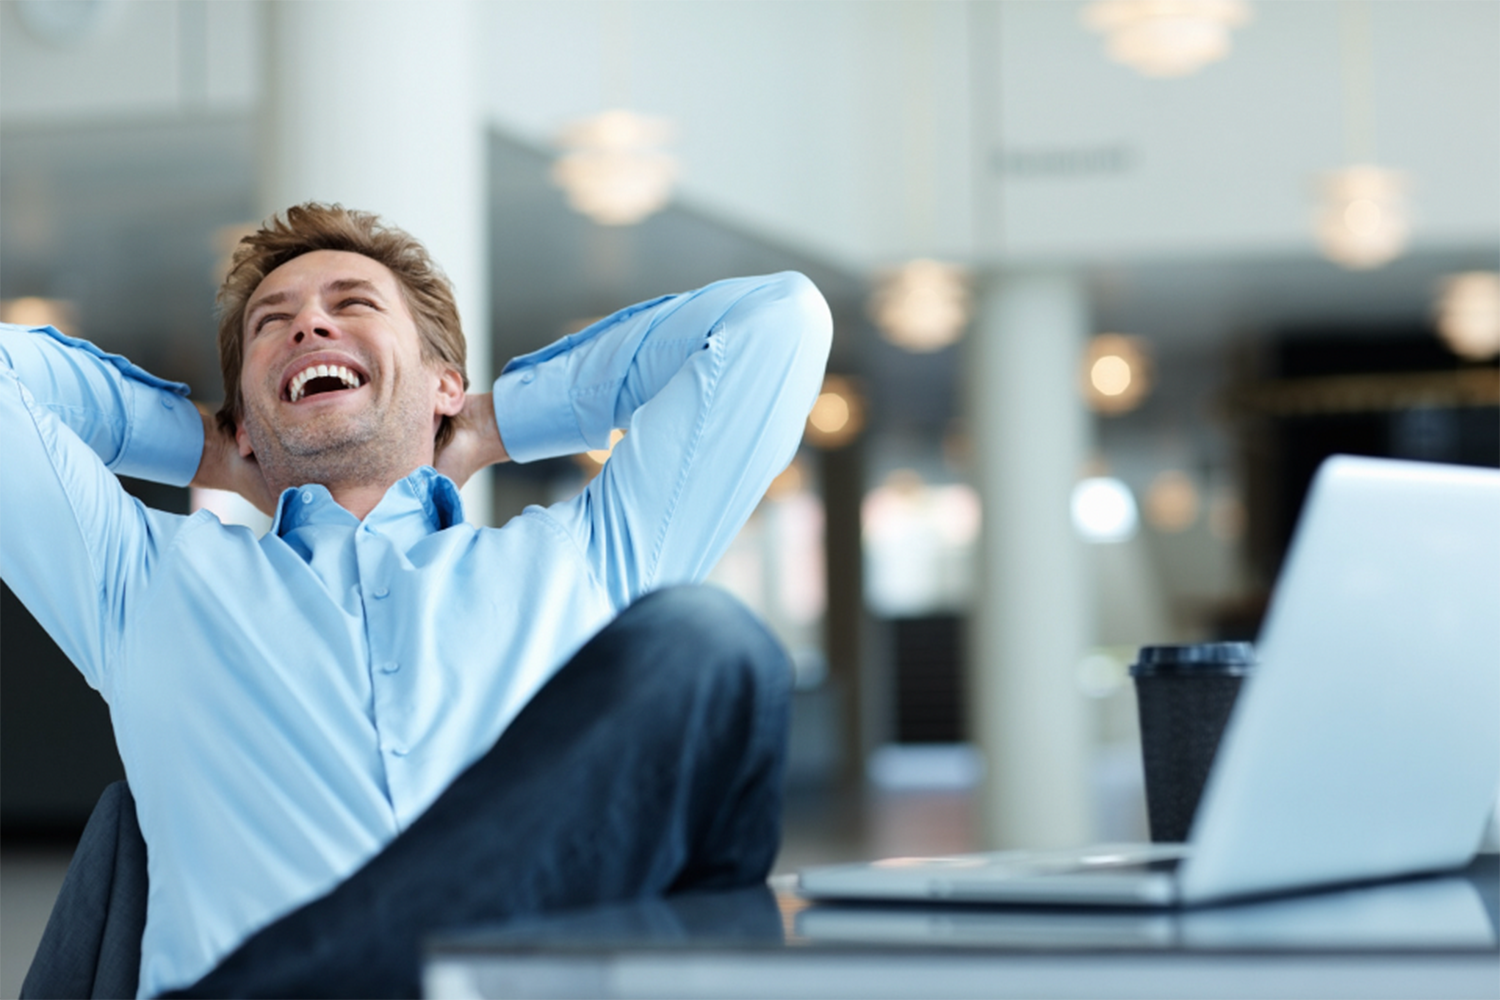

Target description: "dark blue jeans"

left=33, top=586, right=792, bottom=999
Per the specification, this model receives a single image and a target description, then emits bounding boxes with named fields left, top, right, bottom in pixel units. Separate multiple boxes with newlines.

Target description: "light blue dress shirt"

left=0, top=272, right=831, bottom=997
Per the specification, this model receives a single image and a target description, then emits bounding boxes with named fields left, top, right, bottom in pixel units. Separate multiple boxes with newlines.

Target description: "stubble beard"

left=242, top=378, right=433, bottom=496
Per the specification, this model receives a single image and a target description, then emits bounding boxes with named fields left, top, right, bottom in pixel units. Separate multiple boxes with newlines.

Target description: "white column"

left=966, top=271, right=1094, bottom=849
left=259, top=0, right=491, bottom=523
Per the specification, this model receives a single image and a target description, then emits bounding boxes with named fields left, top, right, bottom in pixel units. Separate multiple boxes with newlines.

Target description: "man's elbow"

left=757, top=271, right=834, bottom=366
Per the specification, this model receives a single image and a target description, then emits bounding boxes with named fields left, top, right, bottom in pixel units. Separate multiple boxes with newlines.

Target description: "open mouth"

left=287, top=363, right=365, bottom=403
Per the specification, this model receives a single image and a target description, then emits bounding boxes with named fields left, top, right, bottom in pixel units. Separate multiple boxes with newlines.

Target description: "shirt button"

left=520, top=371, right=535, bottom=384
left=161, top=396, right=175, bottom=409
left=386, top=743, right=407, bottom=757
left=301, top=490, right=314, bottom=504
left=378, top=661, right=399, bottom=674
left=371, top=585, right=390, bottom=599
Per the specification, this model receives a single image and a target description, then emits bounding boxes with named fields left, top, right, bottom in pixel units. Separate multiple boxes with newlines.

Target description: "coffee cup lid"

left=1130, top=642, right=1256, bottom=677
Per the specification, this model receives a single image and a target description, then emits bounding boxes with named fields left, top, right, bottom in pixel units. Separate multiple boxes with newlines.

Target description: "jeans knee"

left=625, top=586, right=792, bottom=697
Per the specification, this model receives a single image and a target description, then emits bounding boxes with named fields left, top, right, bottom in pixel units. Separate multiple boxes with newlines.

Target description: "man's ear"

left=235, top=421, right=255, bottom=459
left=434, top=366, right=465, bottom=418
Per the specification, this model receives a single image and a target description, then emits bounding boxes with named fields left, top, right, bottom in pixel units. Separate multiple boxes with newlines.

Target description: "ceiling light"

left=1313, top=165, right=1408, bottom=269
left=1081, top=0, right=1252, bottom=78
left=1071, top=477, right=1139, bottom=543
left=1433, top=272, right=1500, bottom=361
left=804, top=374, right=864, bottom=449
left=551, top=110, right=678, bottom=226
left=1082, top=333, right=1152, bottom=415
left=869, top=259, right=972, bottom=353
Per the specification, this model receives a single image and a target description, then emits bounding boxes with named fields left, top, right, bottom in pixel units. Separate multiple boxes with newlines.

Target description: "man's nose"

left=289, top=309, right=337, bottom=344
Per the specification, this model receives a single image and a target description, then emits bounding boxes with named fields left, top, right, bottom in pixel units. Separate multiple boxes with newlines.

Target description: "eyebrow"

left=246, top=278, right=387, bottom=323
left=325, top=278, right=384, bottom=298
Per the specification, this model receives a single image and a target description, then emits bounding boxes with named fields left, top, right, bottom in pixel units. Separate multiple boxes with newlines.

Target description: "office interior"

left=1, top=2, right=1497, bottom=996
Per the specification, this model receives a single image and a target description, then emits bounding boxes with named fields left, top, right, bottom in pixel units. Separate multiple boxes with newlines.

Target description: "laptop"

left=798, top=455, right=1500, bottom=908
left=795, top=872, right=1497, bottom=949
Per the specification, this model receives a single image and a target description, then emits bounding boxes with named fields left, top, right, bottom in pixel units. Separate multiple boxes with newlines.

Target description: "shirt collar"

left=270, top=466, right=466, bottom=542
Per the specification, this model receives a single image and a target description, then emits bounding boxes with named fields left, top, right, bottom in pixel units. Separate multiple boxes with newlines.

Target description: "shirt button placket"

left=358, top=528, right=403, bottom=793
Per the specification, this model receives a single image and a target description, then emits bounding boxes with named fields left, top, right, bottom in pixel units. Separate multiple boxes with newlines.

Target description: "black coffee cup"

left=1130, top=642, right=1255, bottom=843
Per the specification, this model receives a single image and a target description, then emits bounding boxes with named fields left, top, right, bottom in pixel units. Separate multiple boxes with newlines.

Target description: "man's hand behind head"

left=433, top=392, right=508, bottom=490
left=192, top=403, right=276, bottom=515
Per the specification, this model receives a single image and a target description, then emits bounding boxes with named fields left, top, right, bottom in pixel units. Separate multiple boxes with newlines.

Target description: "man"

left=0, top=203, right=832, bottom=997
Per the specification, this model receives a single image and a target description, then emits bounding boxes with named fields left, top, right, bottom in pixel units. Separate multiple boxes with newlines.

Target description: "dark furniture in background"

left=2, top=479, right=184, bottom=840
left=1, top=582, right=125, bottom=839
left=1240, top=328, right=1499, bottom=588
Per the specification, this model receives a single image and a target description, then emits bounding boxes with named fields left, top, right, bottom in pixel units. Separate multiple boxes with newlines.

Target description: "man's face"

left=236, top=249, right=462, bottom=491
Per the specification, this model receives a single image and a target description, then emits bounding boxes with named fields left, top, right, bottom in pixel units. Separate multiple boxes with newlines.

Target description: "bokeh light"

left=1314, top=165, right=1408, bottom=270
left=1434, top=272, right=1500, bottom=361
left=1082, top=333, right=1153, bottom=414
left=1145, top=469, right=1201, bottom=533
left=804, top=374, right=864, bottom=448
left=868, top=259, right=972, bottom=353
left=1071, top=476, right=1139, bottom=543
left=551, top=110, right=678, bottom=226
left=1081, top=0, right=1253, bottom=78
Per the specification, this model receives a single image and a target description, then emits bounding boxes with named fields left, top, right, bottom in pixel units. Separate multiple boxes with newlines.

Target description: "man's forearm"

left=433, top=392, right=510, bottom=489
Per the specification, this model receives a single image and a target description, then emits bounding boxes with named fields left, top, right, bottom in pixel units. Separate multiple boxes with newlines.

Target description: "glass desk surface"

left=424, top=854, right=1499, bottom=999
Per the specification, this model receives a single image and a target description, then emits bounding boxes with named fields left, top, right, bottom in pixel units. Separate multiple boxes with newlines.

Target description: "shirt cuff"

left=29, top=326, right=203, bottom=487
left=121, top=381, right=204, bottom=487
left=491, top=359, right=588, bottom=465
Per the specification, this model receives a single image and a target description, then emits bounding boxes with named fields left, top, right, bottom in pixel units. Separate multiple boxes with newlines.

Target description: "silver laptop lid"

left=1180, top=456, right=1500, bottom=903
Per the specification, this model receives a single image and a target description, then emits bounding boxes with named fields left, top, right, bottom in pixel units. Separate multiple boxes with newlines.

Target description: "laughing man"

left=1, top=203, right=832, bottom=997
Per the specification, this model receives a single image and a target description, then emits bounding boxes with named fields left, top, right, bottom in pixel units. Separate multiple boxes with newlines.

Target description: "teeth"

left=288, top=363, right=363, bottom=403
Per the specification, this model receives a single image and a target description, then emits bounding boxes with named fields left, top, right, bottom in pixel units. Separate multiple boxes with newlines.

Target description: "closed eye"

left=253, top=312, right=290, bottom=334
left=337, top=297, right=379, bottom=311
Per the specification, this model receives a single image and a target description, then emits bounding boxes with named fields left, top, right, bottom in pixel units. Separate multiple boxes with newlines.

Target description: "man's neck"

left=258, top=442, right=436, bottom=521
left=324, top=480, right=403, bottom=521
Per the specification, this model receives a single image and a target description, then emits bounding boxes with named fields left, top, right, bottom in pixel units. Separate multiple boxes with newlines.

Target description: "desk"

left=424, top=855, right=1499, bottom=999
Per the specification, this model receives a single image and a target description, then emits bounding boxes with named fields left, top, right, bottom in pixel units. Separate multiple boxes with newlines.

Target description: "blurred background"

left=1, top=2, right=1497, bottom=993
